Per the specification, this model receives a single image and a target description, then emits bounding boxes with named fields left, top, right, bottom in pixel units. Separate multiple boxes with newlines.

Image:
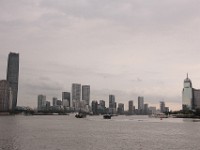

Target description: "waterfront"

left=0, top=115, right=200, bottom=150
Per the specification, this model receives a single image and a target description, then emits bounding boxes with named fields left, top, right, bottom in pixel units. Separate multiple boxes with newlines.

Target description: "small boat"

left=75, top=113, right=86, bottom=118
left=103, top=114, right=111, bottom=119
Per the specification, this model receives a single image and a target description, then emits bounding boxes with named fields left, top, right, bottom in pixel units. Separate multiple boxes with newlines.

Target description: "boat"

left=75, top=113, right=86, bottom=118
left=103, top=114, right=112, bottom=119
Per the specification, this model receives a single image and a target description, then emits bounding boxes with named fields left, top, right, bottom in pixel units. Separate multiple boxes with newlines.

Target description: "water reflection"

left=0, top=116, right=20, bottom=150
left=182, top=118, right=200, bottom=122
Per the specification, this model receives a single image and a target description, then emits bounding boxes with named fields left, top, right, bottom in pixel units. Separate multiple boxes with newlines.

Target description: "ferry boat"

left=75, top=113, right=86, bottom=118
left=103, top=114, right=112, bottom=119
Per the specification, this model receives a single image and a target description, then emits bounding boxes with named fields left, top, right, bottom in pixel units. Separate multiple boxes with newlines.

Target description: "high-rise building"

left=7, top=52, right=19, bottom=110
left=138, top=96, right=144, bottom=111
left=138, top=96, right=144, bottom=115
left=117, top=103, right=124, bottom=114
left=99, top=100, right=106, bottom=114
left=52, top=97, right=57, bottom=106
left=182, top=74, right=193, bottom=110
left=0, top=80, right=12, bottom=112
left=91, top=100, right=98, bottom=115
left=82, top=85, right=90, bottom=105
left=144, top=103, right=149, bottom=115
left=38, top=95, right=46, bottom=111
left=62, top=92, right=70, bottom=107
left=193, top=89, right=200, bottom=109
left=128, top=100, right=134, bottom=114
left=109, top=94, right=116, bottom=114
left=160, top=101, right=165, bottom=113
left=149, top=106, right=156, bottom=114
left=72, top=83, right=81, bottom=102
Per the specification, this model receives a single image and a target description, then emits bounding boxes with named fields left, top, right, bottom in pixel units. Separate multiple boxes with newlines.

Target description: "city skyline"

left=1, top=1, right=200, bottom=110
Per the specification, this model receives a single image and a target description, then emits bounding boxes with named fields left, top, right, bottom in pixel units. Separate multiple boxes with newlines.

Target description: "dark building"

left=56, top=100, right=62, bottom=106
left=128, top=100, right=134, bottom=115
left=109, top=95, right=116, bottom=114
left=193, top=89, right=200, bottom=109
left=91, top=100, right=98, bottom=115
left=52, top=97, right=57, bottom=106
left=144, top=103, right=149, bottom=115
left=117, top=103, right=124, bottom=115
left=0, top=80, right=12, bottom=112
left=82, top=85, right=90, bottom=105
left=62, top=92, right=71, bottom=107
left=98, top=100, right=106, bottom=114
left=7, top=52, right=19, bottom=110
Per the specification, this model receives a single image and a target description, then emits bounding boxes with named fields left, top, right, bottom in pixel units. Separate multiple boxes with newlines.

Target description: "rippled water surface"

left=0, top=115, right=200, bottom=150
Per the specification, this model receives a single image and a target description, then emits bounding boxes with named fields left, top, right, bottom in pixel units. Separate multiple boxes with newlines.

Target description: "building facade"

left=62, top=92, right=71, bottom=107
left=138, top=96, right=144, bottom=114
left=128, top=100, right=134, bottom=115
left=72, top=83, right=81, bottom=102
left=38, top=95, right=46, bottom=111
left=193, top=89, right=200, bottom=109
left=109, top=94, right=116, bottom=114
left=82, top=85, right=90, bottom=105
left=117, top=103, right=124, bottom=114
left=182, top=74, right=193, bottom=110
left=160, top=101, right=165, bottom=113
left=0, top=80, right=12, bottom=112
left=7, top=52, right=19, bottom=110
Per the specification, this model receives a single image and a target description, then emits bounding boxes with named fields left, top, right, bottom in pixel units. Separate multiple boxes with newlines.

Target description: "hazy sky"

left=1, top=0, right=200, bottom=110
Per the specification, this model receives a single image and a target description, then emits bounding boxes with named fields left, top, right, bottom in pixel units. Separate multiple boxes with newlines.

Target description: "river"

left=0, top=115, right=200, bottom=150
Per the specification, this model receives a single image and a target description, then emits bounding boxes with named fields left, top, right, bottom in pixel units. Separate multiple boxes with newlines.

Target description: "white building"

left=182, top=74, right=193, bottom=110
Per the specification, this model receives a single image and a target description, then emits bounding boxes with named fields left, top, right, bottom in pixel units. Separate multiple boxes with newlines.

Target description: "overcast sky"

left=1, top=0, right=200, bottom=110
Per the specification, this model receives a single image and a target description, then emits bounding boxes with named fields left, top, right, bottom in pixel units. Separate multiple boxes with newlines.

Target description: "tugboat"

left=103, top=114, right=112, bottom=119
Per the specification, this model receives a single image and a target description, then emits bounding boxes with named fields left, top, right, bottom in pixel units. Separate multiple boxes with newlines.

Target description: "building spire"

left=187, top=73, right=188, bottom=79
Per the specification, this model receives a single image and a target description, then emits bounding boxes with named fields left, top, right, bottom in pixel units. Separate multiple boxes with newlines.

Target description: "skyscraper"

left=72, top=83, right=81, bottom=101
left=62, top=92, right=70, bottom=107
left=7, top=52, right=19, bottom=110
left=182, top=74, right=193, bottom=110
left=109, top=94, right=116, bottom=114
left=38, top=95, right=46, bottom=111
left=138, top=96, right=144, bottom=110
left=82, top=85, right=90, bottom=105
left=0, top=80, right=12, bottom=112
left=117, top=103, right=124, bottom=114
left=160, top=101, right=165, bottom=113
left=128, top=100, right=134, bottom=114
left=138, top=96, right=144, bottom=115
left=193, top=89, right=200, bottom=109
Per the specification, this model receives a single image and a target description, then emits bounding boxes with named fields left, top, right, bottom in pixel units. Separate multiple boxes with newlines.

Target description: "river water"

left=0, top=115, right=200, bottom=150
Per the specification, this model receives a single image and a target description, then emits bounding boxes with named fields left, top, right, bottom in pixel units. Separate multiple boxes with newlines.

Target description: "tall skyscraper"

left=7, top=52, right=19, bottom=110
left=160, top=101, right=165, bottom=113
left=82, top=85, right=90, bottom=105
left=138, top=96, right=144, bottom=110
left=128, top=100, right=134, bottom=114
left=62, top=92, right=70, bottom=107
left=182, top=74, right=193, bottom=110
left=72, top=83, right=81, bottom=101
left=117, top=103, right=124, bottom=114
left=0, top=80, right=12, bottom=112
left=144, top=103, right=149, bottom=115
left=52, top=97, right=58, bottom=106
left=138, top=96, right=144, bottom=115
left=109, top=94, right=116, bottom=114
left=38, top=95, right=46, bottom=111
left=193, top=89, right=200, bottom=109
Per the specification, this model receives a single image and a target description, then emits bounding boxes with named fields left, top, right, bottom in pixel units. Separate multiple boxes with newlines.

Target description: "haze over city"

left=1, top=0, right=200, bottom=110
